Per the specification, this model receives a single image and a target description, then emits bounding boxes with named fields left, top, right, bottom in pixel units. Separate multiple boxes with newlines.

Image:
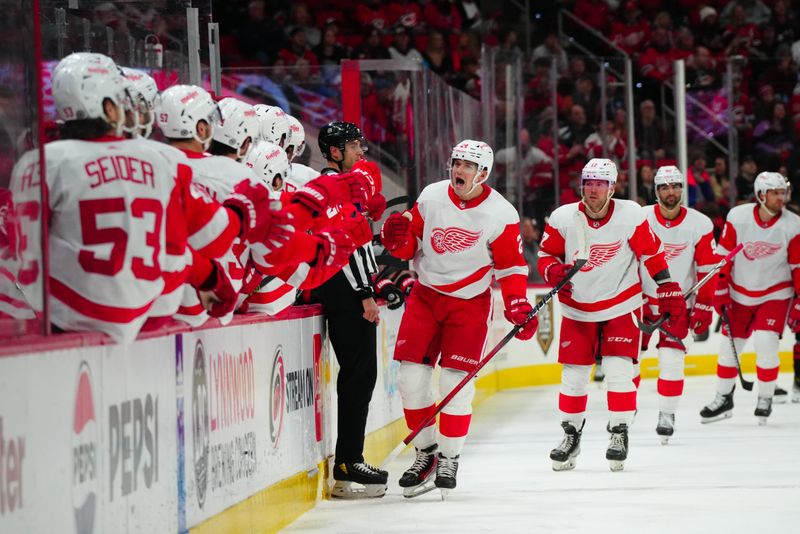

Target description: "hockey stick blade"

left=720, top=307, right=754, bottom=391
left=635, top=243, right=744, bottom=334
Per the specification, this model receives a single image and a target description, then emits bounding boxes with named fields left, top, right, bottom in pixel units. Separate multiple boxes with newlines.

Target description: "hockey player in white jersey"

left=640, top=166, right=719, bottom=443
left=285, top=114, right=320, bottom=189
left=700, top=172, right=800, bottom=424
left=381, top=139, right=535, bottom=497
left=538, top=158, right=686, bottom=471
left=253, top=104, right=291, bottom=148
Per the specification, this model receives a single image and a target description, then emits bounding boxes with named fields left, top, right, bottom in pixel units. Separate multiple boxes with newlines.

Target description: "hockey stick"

left=719, top=306, right=754, bottom=391
left=380, top=211, right=590, bottom=470
left=636, top=243, right=744, bottom=335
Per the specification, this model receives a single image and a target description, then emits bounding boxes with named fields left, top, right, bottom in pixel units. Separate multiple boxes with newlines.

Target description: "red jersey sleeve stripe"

left=189, top=208, right=239, bottom=258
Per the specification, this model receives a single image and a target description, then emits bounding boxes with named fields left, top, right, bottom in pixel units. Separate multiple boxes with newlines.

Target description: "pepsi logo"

left=72, top=362, right=98, bottom=534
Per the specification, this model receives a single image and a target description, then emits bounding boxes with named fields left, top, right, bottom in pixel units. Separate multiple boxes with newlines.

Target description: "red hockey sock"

left=404, top=405, right=437, bottom=431
left=439, top=412, right=471, bottom=438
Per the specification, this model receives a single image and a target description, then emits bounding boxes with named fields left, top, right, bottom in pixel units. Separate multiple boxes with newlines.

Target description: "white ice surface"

left=284, top=374, right=800, bottom=534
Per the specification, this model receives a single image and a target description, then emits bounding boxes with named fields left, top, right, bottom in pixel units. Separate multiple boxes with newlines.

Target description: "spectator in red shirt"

left=424, top=0, right=463, bottom=35
left=275, top=27, right=319, bottom=81
left=639, top=27, right=677, bottom=82
left=387, top=0, right=423, bottom=32
left=356, top=0, right=389, bottom=32
left=611, top=2, right=651, bottom=56
left=574, top=0, right=610, bottom=33
left=723, top=4, right=762, bottom=57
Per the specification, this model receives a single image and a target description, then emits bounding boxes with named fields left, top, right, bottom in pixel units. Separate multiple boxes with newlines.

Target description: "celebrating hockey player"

left=380, top=139, right=535, bottom=498
left=538, top=158, right=685, bottom=471
left=640, top=166, right=719, bottom=443
left=700, top=172, right=800, bottom=424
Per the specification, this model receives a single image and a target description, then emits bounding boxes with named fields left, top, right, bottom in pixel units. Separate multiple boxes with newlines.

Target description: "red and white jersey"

left=174, top=153, right=262, bottom=325
left=44, top=137, right=174, bottom=342
left=287, top=163, right=319, bottom=191
left=640, top=205, right=718, bottom=305
left=718, top=203, right=800, bottom=306
left=401, top=180, right=528, bottom=300
left=538, top=200, right=668, bottom=322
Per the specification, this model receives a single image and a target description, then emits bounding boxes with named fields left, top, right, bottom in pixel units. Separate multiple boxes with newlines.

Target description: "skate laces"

left=557, top=432, right=576, bottom=452
left=756, top=396, right=771, bottom=410
left=408, top=448, right=434, bottom=475
left=707, top=392, right=728, bottom=410
left=608, top=427, right=627, bottom=451
left=438, top=455, right=458, bottom=478
left=353, top=462, right=381, bottom=475
left=658, top=412, right=674, bottom=427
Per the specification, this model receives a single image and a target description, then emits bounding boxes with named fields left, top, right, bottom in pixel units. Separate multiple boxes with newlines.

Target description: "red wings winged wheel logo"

left=663, top=242, right=689, bottom=261
left=430, top=227, right=482, bottom=254
left=579, top=240, right=623, bottom=272
left=742, top=241, right=782, bottom=260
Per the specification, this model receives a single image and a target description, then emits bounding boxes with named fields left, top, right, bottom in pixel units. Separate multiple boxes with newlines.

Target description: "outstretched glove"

left=504, top=296, right=538, bottom=341
left=313, top=227, right=356, bottom=269
left=364, top=192, right=387, bottom=220
left=713, top=275, right=732, bottom=315
left=542, top=262, right=574, bottom=299
left=292, top=172, right=368, bottom=216
left=380, top=212, right=411, bottom=252
left=788, top=299, right=800, bottom=332
left=375, top=278, right=405, bottom=310
left=690, top=302, right=714, bottom=335
left=657, top=281, right=687, bottom=318
left=223, top=179, right=273, bottom=243
left=197, top=260, right=237, bottom=318
left=350, top=159, right=382, bottom=197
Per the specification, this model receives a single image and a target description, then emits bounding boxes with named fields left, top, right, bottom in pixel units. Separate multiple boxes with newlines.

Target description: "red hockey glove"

left=713, top=275, right=732, bottom=315
left=292, top=173, right=368, bottom=216
left=197, top=260, right=237, bottom=318
left=376, top=278, right=405, bottom=310
left=542, top=262, right=574, bottom=299
left=380, top=212, right=411, bottom=252
left=788, top=299, right=800, bottom=332
left=662, top=312, right=690, bottom=341
left=364, top=192, right=387, bottom=220
left=223, top=179, right=273, bottom=243
left=690, top=302, right=714, bottom=335
left=314, top=227, right=356, bottom=269
left=504, top=296, right=538, bottom=341
left=657, top=281, right=686, bottom=318
left=394, top=271, right=416, bottom=295
left=350, top=159, right=382, bottom=197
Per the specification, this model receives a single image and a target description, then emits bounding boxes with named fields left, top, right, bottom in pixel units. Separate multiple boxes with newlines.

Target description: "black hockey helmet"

left=318, top=121, right=366, bottom=161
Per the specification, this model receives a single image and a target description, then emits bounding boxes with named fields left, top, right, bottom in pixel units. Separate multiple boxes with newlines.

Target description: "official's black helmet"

left=318, top=121, right=365, bottom=160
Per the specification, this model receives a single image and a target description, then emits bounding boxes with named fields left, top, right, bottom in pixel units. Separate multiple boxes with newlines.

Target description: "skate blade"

left=659, top=436, right=670, bottom=445
left=757, top=416, right=769, bottom=426
left=551, top=458, right=577, bottom=471
left=700, top=411, right=732, bottom=424
left=331, top=480, right=387, bottom=499
left=608, top=460, right=625, bottom=472
left=439, top=488, right=451, bottom=501
left=792, top=393, right=800, bottom=404
left=402, top=480, right=437, bottom=499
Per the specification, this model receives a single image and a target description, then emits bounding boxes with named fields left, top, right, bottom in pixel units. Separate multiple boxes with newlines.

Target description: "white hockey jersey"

left=287, top=162, right=320, bottom=190
left=538, top=200, right=668, bottom=322
left=718, top=203, right=800, bottom=306
left=640, top=205, right=718, bottom=305
left=395, top=180, right=528, bottom=300
left=44, top=137, right=174, bottom=343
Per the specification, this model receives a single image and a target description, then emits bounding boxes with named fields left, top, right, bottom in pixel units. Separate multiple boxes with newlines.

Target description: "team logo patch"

left=430, top=227, right=482, bottom=254
left=742, top=241, right=782, bottom=260
left=579, top=240, right=623, bottom=271
left=663, top=242, right=689, bottom=261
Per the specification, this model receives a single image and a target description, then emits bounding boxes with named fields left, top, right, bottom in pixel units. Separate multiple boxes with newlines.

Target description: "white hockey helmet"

left=581, top=158, right=618, bottom=184
left=654, top=165, right=683, bottom=187
left=754, top=171, right=789, bottom=203
left=120, top=67, right=158, bottom=138
left=243, top=140, right=290, bottom=192
left=214, top=98, right=259, bottom=159
left=53, top=52, right=118, bottom=78
left=52, top=58, right=129, bottom=135
left=286, top=114, right=306, bottom=160
left=154, top=85, right=220, bottom=149
left=253, top=104, right=291, bottom=148
left=449, top=139, right=493, bottom=188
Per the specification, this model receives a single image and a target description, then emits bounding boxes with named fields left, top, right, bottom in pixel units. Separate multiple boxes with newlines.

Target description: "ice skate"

left=793, top=377, right=800, bottom=403
left=754, top=396, right=772, bottom=425
left=700, top=387, right=735, bottom=423
left=434, top=453, right=459, bottom=500
left=550, top=420, right=584, bottom=471
left=606, top=423, right=629, bottom=472
left=656, top=412, right=675, bottom=445
left=331, top=461, right=388, bottom=499
left=773, top=386, right=788, bottom=404
left=399, top=444, right=438, bottom=498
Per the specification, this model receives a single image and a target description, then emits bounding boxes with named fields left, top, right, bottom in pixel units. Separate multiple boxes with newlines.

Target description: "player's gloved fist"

left=690, top=302, right=714, bottom=335
left=713, top=275, right=732, bottom=315
left=375, top=278, right=405, bottom=310
left=543, top=262, right=574, bottom=298
left=504, top=296, right=538, bottom=341
left=292, top=173, right=368, bottom=216
left=223, top=179, right=272, bottom=242
left=662, top=313, right=690, bottom=341
left=350, top=159, right=382, bottom=197
left=656, top=281, right=686, bottom=318
left=394, top=271, right=416, bottom=295
left=197, top=260, right=237, bottom=318
left=788, top=299, right=800, bottom=332
left=380, top=212, right=411, bottom=252
left=314, top=227, right=356, bottom=269
left=364, top=192, right=387, bottom=220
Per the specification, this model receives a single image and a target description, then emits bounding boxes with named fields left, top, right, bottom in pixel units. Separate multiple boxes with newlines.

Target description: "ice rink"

left=285, top=374, right=800, bottom=534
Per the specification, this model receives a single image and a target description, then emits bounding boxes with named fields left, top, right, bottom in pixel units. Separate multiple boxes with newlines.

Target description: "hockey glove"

left=376, top=278, right=405, bottom=310
left=313, top=227, right=357, bottom=269
left=713, top=274, right=732, bottom=315
left=690, top=302, right=714, bottom=335
left=223, top=179, right=274, bottom=243
left=542, top=262, right=574, bottom=299
left=656, top=281, right=686, bottom=318
left=350, top=159, right=382, bottom=197
left=394, top=271, right=417, bottom=295
left=662, top=312, right=690, bottom=341
left=197, top=260, right=237, bottom=318
left=504, top=296, right=538, bottom=341
left=292, top=173, right=368, bottom=216
left=364, top=192, right=387, bottom=220
left=788, top=299, right=800, bottom=332
left=380, top=212, right=411, bottom=252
